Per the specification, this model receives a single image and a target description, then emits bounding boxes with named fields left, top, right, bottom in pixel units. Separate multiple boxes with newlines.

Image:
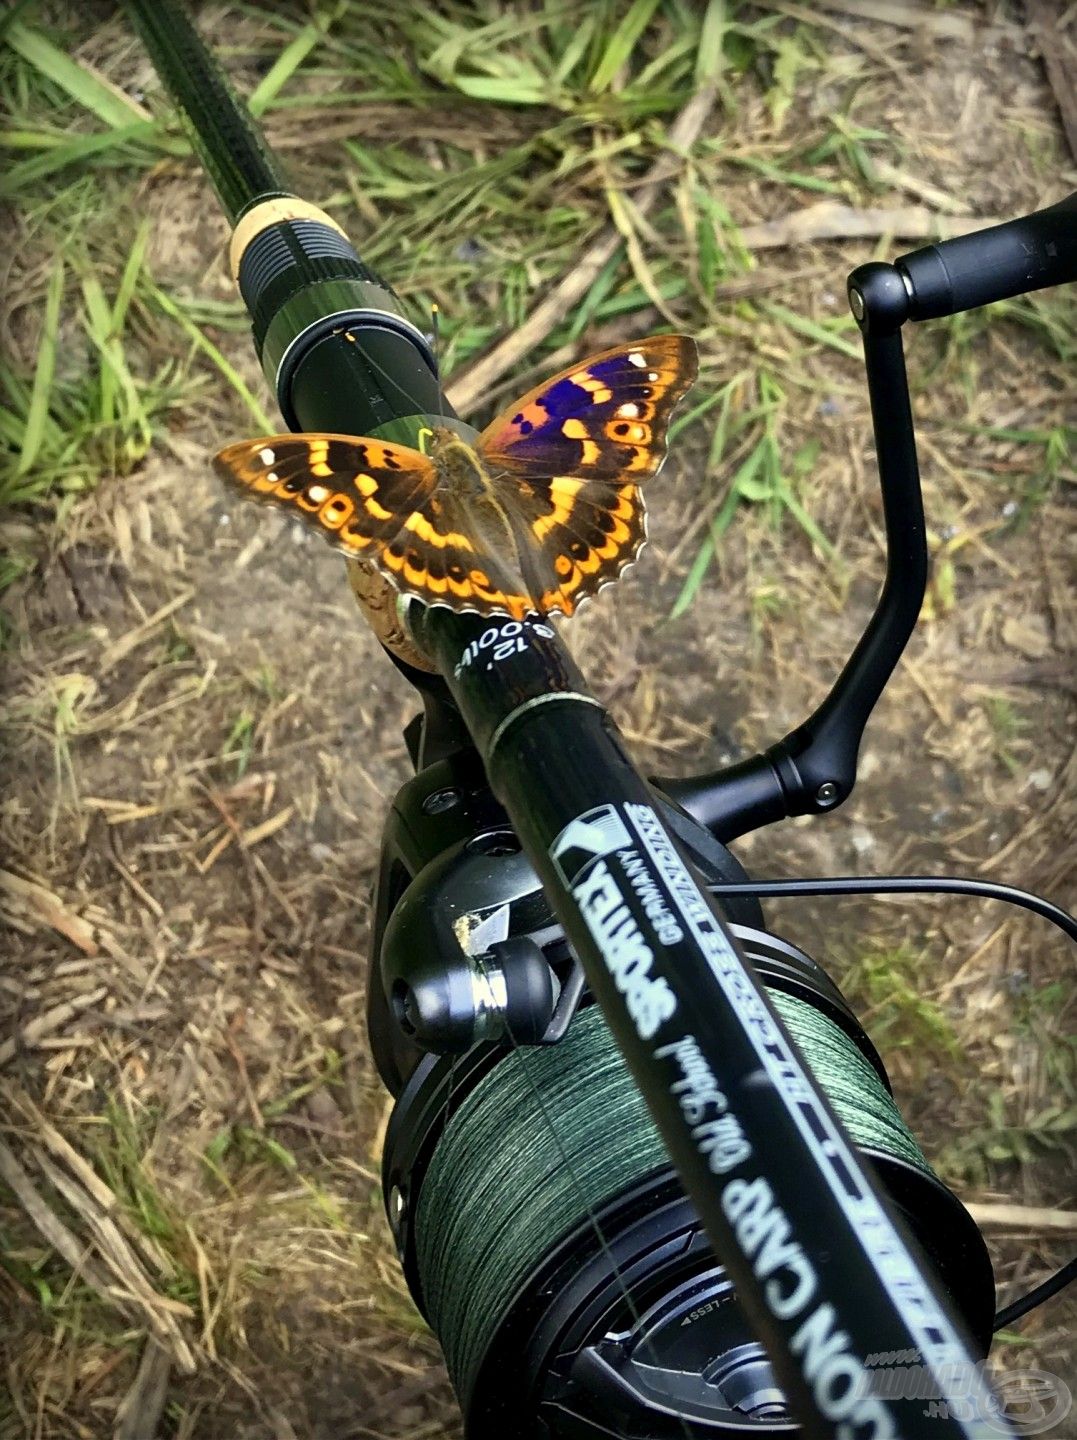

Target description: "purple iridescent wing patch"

left=479, top=334, right=698, bottom=482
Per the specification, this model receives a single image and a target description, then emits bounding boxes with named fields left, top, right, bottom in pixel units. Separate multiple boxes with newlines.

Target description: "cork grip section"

left=346, top=561, right=438, bottom=675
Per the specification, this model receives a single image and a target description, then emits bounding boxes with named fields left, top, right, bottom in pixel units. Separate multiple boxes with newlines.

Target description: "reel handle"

left=897, top=191, right=1077, bottom=319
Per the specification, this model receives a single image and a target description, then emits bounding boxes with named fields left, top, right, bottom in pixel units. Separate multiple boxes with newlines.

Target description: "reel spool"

left=382, top=928, right=995, bottom=1438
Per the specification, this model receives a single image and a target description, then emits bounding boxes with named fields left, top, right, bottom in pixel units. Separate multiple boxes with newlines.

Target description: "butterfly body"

left=423, top=426, right=493, bottom=498
left=214, top=334, right=698, bottom=621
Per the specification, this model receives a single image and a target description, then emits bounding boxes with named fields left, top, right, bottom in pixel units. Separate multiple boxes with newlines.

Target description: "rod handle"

left=897, top=192, right=1077, bottom=319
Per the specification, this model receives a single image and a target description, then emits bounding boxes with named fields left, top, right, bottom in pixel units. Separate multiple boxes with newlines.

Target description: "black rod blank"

left=123, top=0, right=288, bottom=223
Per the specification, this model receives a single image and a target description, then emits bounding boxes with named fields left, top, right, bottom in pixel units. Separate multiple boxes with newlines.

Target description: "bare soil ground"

left=1, top=3, right=1074, bottom=1438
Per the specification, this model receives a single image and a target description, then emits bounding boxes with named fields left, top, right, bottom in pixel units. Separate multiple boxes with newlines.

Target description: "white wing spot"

left=308, top=484, right=329, bottom=503
left=617, top=402, right=640, bottom=418
left=259, top=446, right=276, bottom=466
left=268, top=472, right=278, bottom=483
left=647, top=371, right=659, bottom=382
left=628, top=352, right=646, bottom=368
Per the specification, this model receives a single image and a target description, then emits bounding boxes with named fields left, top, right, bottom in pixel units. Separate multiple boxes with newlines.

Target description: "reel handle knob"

left=492, top=937, right=558, bottom=1046
left=390, top=938, right=557, bottom=1054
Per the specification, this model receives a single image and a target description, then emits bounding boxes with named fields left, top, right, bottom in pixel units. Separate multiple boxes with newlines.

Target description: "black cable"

left=708, top=871, right=1077, bottom=1328
left=708, top=874, right=1077, bottom=946
left=993, top=1257, right=1077, bottom=1332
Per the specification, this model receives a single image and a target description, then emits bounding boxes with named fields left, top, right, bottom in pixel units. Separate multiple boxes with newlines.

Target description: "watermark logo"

left=986, top=1369, right=1072, bottom=1435
left=860, top=1353, right=1072, bottom=1435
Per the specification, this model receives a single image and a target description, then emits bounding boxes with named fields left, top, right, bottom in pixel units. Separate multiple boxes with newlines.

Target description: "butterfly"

left=213, top=333, right=698, bottom=621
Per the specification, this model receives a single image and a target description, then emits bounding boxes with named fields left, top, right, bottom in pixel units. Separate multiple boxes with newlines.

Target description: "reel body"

left=369, top=753, right=995, bottom=1438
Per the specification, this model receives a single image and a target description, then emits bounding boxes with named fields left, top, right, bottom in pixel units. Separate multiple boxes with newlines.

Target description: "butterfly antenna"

left=430, top=302, right=449, bottom=421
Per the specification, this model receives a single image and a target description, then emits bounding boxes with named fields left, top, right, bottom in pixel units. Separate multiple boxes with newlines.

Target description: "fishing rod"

left=123, top=3, right=1075, bottom=1436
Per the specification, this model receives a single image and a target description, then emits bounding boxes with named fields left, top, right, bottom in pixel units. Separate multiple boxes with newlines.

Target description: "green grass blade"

left=669, top=480, right=745, bottom=619
left=551, top=13, right=598, bottom=88
left=5, top=19, right=153, bottom=130
left=776, top=482, right=838, bottom=561
left=761, top=302, right=861, bottom=360
left=670, top=532, right=717, bottom=619
left=695, top=0, right=728, bottom=83
left=565, top=250, right=623, bottom=342
left=80, top=273, right=118, bottom=428
left=669, top=369, right=749, bottom=444
left=112, top=219, right=151, bottom=330
left=151, top=288, right=274, bottom=432
left=668, top=390, right=724, bottom=443
left=670, top=433, right=766, bottom=618
left=590, top=0, right=662, bottom=92
left=631, top=37, right=695, bottom=94
left=81, top=272, right=153, bottom=458
left=0, top=0, right=38, bottom=43
left=728, top=153, right=845, bottom=196
left=248, top=7, right=341, bottom=116
left=0, top=406, right=29, bottom=447
left=446, top=75, right=550, bottom=105
left=1, top=129, right=74, bottom=150
left=0, top=122, right=165, bottom=197
left=708, top=376, right=741, bottom=466
left=0, top=361, right=31, bottom=418
left=16, top=257, right=64, bottom=476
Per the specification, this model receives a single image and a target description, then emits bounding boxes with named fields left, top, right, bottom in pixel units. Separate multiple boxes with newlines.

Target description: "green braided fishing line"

left=414, top=989, right=933, bottom=1404
left=769, top=991, right=931, bottom=1175
left=414, top=1005, right=668, bottom=1399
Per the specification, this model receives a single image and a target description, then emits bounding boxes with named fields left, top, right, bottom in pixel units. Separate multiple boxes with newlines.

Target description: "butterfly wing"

left=214, top=432, right=535, bottom=618
left=479, top=333, right=698, bottom=482
left=214, top=334, right=697, bottom=622
left=523, top=476, right=648, bottom=617
left=478, top=334, right=697, bottom=615
left=391, top=487, right=536, bottom=621
left=213, top=434, right=436, bottom=557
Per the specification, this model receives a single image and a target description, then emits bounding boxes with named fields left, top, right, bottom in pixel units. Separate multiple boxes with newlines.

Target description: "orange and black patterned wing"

left=503, top=474, right=648, bottom=617
left=214, top=432, right=535, bottom=618
left=213, top=433, right=436, bottom=557
left=475, top=335, right=697, bottom=616
left=478, top=333, right=697, bottom=483
left=382, top=487, right=536, bottom=621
